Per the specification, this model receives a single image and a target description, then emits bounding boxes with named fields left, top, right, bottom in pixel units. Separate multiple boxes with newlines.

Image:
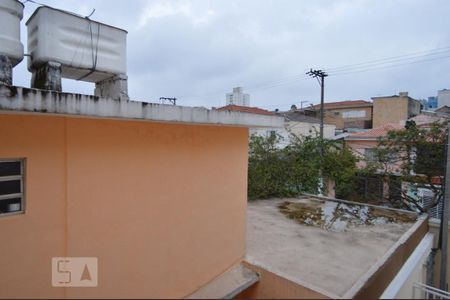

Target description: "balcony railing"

left=413, top=283, right=450, bottom=299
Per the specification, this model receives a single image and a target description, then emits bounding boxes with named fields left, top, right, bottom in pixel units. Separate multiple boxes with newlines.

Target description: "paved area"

left=245, top=197, right=416, bottom=297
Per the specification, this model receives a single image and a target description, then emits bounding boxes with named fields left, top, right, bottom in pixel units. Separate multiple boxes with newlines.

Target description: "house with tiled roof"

left=345, top=123, right=404, bottom=169
left=217, top=105, right=336, bottom=147
left=216, top=104, right=275, bottom=116
left=216, top=105, right=336, bottom=147
left=305, top=100, right=373, bottom=131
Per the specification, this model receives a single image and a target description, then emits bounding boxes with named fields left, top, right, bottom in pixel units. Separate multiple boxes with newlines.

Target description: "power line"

left=328, top=54, right=450, bottom=76
left=177, top=46, right=450, bottom=104
left=324, top=46, right=450, bottom=73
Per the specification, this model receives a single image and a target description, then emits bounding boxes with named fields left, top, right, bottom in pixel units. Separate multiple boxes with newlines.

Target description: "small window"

left=0, top=159, right=25, bottom=216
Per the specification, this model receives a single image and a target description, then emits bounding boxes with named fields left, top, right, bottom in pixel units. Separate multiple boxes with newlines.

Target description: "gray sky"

left=14, top=0, right=450, bottom=110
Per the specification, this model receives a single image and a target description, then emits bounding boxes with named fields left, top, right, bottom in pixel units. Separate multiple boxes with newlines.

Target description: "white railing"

left=413, top=282, right=450, bottom=299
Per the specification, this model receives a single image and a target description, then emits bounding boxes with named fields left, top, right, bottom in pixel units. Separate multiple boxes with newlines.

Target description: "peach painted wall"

left=346, top=139, right=402, bottom=173
left=345, top=139, right=378, bottom=168
left=0, top=114, right=249, bottom=298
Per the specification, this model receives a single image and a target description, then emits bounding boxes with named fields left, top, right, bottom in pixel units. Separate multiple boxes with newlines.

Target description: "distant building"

left=345, top=123, right=404, bottom=169
left=257, top=110, right=336, bottom=147
left=435, top=105, right=450, bottom=115
left=372, top=92, right=421, bottom=128
left=427, top=96, right=438, bottom=110
left=437, top=89, right=450, bottom=108
left=305, top=100, right=373, bottom=131
left=226, top=87, right=250, bottom=106
left=216, top=105, right=335, bottom=147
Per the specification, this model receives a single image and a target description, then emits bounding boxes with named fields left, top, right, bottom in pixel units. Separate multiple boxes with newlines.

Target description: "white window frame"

left=0, top=158, right=25, bottom=217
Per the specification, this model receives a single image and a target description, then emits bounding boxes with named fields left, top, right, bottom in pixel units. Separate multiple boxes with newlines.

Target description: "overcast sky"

left=14, top=0, right=450, bottom=110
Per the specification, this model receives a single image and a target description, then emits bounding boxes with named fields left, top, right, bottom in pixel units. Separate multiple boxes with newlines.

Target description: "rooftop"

left=409, top=113, right=448, bottom=126
left=246, top=196, right=423, bottom=298
left=216, top=104, right=275, bottom=116
left=309, top=100, right=372, bottom=110
left=345, top=123, right=403, bottom=140
left=278, top=110, right=327, bottom=124
left=0, top=85, right=284, bottom=128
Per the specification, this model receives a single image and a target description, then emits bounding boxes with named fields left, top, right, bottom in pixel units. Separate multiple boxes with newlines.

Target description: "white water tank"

left=0, top=0, right=24, bottom=66
left=26, top=6, right=127, bottom=83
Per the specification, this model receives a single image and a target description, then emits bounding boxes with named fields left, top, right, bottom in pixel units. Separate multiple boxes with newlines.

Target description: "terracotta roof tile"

left=347, top=123, right=403, bottom=139
left=216, top=105, right=275, bottom=116
left=310, top=100, right=372, bottom=110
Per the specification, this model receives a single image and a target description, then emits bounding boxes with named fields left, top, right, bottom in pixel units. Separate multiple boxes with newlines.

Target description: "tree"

left=248, top=133, right=358, bottom=200
left=365, top=120, right=447, bottom=212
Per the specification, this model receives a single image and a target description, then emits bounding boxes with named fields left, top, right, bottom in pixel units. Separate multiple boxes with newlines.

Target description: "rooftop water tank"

left=26, top=6, right=127, bottom=83
left=0, top=0, right=24, bottom=66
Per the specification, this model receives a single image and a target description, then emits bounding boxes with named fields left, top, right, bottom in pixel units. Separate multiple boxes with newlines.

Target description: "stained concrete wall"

left=373, top=96, right=421, bottom=128
left=0, top=113, right=249, bottom=298
left=350, top=217, right=428, bottom=299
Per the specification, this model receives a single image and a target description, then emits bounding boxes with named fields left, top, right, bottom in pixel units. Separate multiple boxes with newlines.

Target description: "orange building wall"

left=0, top=114, right=249, bottom=299
left=236, top=263, right=329, bottom=299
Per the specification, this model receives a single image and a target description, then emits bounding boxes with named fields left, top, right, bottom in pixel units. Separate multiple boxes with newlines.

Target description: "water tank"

left=0, top=0, right=24, bottom=66
left=26, top=6, right=127, bottom=83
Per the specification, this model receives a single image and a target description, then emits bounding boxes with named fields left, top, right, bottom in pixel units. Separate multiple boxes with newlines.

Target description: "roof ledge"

left=0, top=85, right=284, bottom=128
left=185, top=264, right=259, bottom=299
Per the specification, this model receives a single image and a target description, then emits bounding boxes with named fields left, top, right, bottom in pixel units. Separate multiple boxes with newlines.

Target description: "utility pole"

left=159, top=97, right=177, bottom=105
left=440, top=123, right=450, bottom=291
left=306, top=69, right=328, bottom=195
left=300, top=100, right=309, bottom=110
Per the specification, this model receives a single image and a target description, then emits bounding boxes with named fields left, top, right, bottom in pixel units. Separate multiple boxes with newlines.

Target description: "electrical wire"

left=323, top=46, right=450, bottom=73
left=328, top=54, right=450, bottom=77
left=178, top=46, right=450, bottom=104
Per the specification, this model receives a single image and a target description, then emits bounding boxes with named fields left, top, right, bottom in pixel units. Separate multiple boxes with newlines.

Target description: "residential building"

left=0, top=86, right=283, bottom=299
left=435, top=105, right=450, bottom=116
left=279, top=109, right=335, bottom=138
left=305, top=100, right=373, bottom=131
left=217, top=105, right=336, bottom=147
left=226, top=87, right=250, bottom=106
left=427, top=96, right=438, bottom=110
left=0, top=3, right=286, bottom=298
left=437, top=89, right=450, bottom=108
left=372, top=92, right=422, bottom=128
left=345, top=123, right=404, bottom=169
left=345, top=113, right=446, bottom=169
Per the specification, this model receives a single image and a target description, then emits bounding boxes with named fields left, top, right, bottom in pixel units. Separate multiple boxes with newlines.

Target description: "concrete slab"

left=245, top=197, right=419, bottom=298
left=0, top=84, right=284, bottom=128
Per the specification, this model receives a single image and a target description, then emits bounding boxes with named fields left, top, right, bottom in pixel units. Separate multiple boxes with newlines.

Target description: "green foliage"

left=248, top=133, right=358, bottom=200
left=363, top=120, right=448, bottom=212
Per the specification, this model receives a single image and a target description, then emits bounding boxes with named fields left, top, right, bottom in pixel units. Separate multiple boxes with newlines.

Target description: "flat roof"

left=245, top=196, right=422, bottom=298
left=0, top=85, right=284, bottom=128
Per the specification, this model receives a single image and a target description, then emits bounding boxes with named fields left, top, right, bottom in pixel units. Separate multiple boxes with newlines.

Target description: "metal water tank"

left=0, top=0, right=24, bottom=66
left=26, top=6, right=127, bottom=83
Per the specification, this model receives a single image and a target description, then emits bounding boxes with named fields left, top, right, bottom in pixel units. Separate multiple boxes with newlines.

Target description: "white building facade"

left=226, top=87, right=250, bottom=106
left=437, top=89, right=450, bottom=108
